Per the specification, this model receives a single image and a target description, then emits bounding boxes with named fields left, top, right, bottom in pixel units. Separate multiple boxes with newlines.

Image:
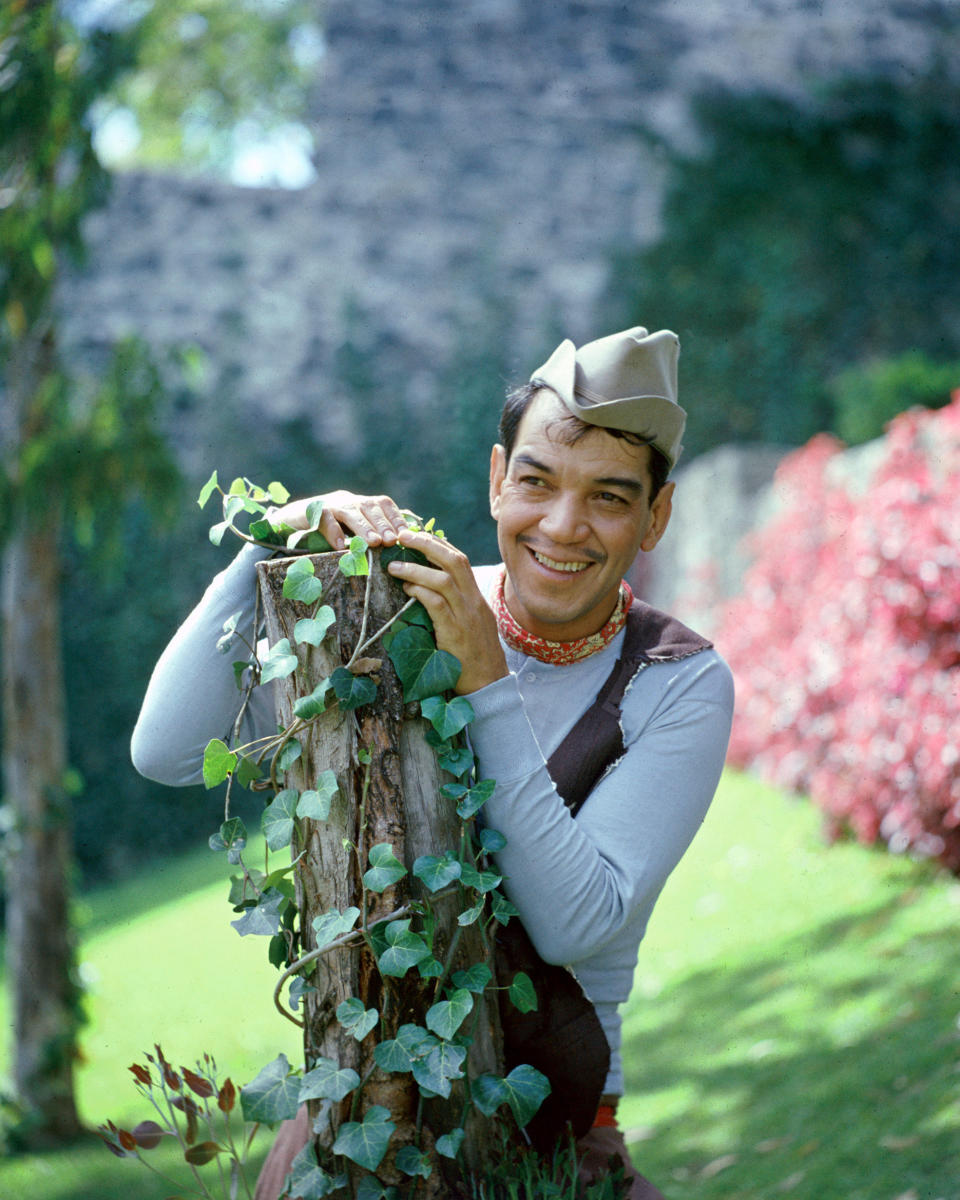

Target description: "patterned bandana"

left=490, top=566, right=634, bottom=666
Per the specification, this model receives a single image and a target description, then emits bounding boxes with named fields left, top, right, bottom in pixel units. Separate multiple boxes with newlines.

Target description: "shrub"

left=830, top=351, right=960, bottom=446
left=716, top=394, right=960, bottom=870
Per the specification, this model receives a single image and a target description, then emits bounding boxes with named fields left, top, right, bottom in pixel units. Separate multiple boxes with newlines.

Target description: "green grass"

left=2, top=772, right=959, bottom=1199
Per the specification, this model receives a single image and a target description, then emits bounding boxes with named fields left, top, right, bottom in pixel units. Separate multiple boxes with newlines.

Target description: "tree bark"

left=257, top=551, right=506, bottom=1193
left=2, top=520, right=83, bottom=1144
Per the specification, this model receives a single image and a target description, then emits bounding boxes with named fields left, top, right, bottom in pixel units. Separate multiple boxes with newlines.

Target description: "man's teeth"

left=533, top=551, right=589, bottom=573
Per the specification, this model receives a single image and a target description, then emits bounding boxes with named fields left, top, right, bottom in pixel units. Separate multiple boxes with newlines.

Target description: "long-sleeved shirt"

left=131, top=544, right=734, bottom=1094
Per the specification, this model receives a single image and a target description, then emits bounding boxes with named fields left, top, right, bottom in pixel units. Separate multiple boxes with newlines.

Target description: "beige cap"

left=530, top=326, right=686, bottom=469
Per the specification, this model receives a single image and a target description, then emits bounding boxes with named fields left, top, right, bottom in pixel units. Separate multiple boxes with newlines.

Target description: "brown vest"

left=496, top=602, right=712, bottom=1149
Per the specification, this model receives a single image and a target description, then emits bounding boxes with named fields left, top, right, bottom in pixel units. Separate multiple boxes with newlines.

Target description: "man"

left=132, top=327, right=734, bottom=1198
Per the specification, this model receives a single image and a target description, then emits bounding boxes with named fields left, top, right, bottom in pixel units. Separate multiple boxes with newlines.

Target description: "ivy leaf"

left=418, top=957, right=444, bottom=979
left=363, top=843, right=407, bottom=893
left=230, top=888, right=287, bottom=937
left=387, top=625, right=462, bottom=702
left=395, top=1144, right=432, bottom=1178
left=262, top=789, right=299, bottom=851
left=216, top=611, right=242, bottom=653
left=472, top=1067, right=551, bottom=1127
left=286, top=1143, right=343, bottom=1200
left=330, top=666, right=378, bottom=711
left=261, top=639, right=298, bottom=684
left=197, top=470, right=219, bottom=509
left=332, top=1105, right=395, bottom=1171
left=202, top=739, right=237, bottom=789
left=336, top=998, right=379, bottom=1041
left=425, top=989, right=473, bottom=1039
left=436, top=1128, right=465, bottom=1159
left=471, top=1073, right=509, bottom=1117
left=236, top=756, right=262, bottom=788
left=312, top=906, right=360, bottom=948
left=457, top=902, right=484, bottom=927
left=508, top=971, right=538, bottom=1014
left=451, top=963, right=493, bottom=994
left=276, top=739, right=303, bottom=772
left=459, top=863, right=502, bottom=894
left=412, top=851, right=462, bottom=893
left=456, top=779, right=496, bottom=819
left=338, top=536, right=370, bottom=577
left=491, top=891, right=520, bottom=924
left=283, top=559, right=325, bottom=604
left=380, top=543, right=429, bottom=569
left=209, top=817, right=246, bottom=855
left=378, top=921, right=432, bottom=978
left=299, top=1058, right=360, bottom=1103
left=294, top=607, right=336, bottom=646
left=268, top=481, right=290, bottom=505
left=297, top=770, right=338, bottom=820
left=411, top=1041, right=466, bottom=1100
left=479, top=827, right=507, bottom=853
left=425, top=732, right=475, bottom=778
left=420, top=695, right=475, bottom=740
left=240, top=1054, right=301, bottom=1124
left=373, top=1025, right=436, bottom=1074
left=293, top=678, right=331, bottom=720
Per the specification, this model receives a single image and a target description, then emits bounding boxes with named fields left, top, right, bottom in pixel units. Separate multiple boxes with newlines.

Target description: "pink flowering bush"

left=716, top=395, right=960, bottom=870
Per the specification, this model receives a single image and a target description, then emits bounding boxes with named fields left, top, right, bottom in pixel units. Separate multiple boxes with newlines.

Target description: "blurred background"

left=2, top=0, right=959, bottom=1193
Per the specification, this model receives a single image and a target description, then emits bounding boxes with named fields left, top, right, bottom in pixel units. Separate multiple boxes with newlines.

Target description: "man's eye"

left=519, top=476, right=546, bottom=488
left=597, top=492, right=627, bottom=505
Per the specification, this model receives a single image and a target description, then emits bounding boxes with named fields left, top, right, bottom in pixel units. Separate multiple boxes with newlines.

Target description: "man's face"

left=489, top=389, right=674, bottom=642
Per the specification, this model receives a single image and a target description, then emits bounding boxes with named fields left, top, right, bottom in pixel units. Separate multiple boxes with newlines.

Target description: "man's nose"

left=539, top=494, right=587, bottom=542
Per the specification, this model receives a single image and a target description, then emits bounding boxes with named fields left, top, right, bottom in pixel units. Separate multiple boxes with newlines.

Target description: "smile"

left=532, top=550, right=591, bottom=573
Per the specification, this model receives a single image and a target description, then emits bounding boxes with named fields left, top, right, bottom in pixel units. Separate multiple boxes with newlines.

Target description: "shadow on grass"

left=622, top=894, right=960, bottom=1199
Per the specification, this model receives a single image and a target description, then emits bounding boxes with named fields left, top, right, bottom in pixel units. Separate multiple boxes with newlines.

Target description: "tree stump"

left=257, top=550, right=508, bottom=1194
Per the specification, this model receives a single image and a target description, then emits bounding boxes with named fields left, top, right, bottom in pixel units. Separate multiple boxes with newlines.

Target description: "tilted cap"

left=530, top=326, right=686, bottom=469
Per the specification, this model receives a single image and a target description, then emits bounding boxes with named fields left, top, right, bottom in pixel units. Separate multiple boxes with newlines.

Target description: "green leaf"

left=261, top=639, right=298, bottom=684
left=299, top=1058, right=360, bottom=1103
left=451, top=963, right=493, bottom=994
left=240, top=1054, right=301, bottom=1124
left=268, top=481, right=290, bottom=505
left=412, top=851, right=462, bottom=893
left=297, top=770, right=338, bottom=820
left=459, top=863, right=502, bottom=893
left=435, top=1128, right=465, bottom=1159
left=202, top=739, right=237, bottom=789
left=312, top=905, right=360, bottom=947
left=425, top=988, right=473, bottom=1039
left=293, top=678, right=331, bottom=719
left=479, top=827, right=507, bottom=853
left=472, top=1067, right=551, bottom=1127
left=338, top=536, right=370, bottom=577
left=332, top=1106, right=395, bottom=1171
left=457, top=902, right=484, bottom=927
left=491, top=891, right=520, bottom=924
left=471, top=1073, right=509, bottom=1117
left=330, top=666, right=377, bottom=711
left=372, top=1025, right=436, bottom=1074
left=286, top=1144, right=343, bottom=1199
left=216, top=611, right=241, bottom=653
left=209, top=817, right=246, bottom=855
left=294, top=607, right=336, bottom=646
left=197, top=470, right=219, bottom=509
left=236, top=756, right=262, bottom=788
left=276, top=739, right=303, bottom=772
left=387, top=625, right=462, bottom=702
left=336, top=998, right=379, bottom=1041
left=445, top=778, right=496, bottom=819
left=394, top=1145, right=432, bottom=1179
left=380, top=544, right=429, bottom=569
left=283, top=559, right=325, bottom=604
left=508, top=971, right=538, bottom=1014
left=363, top=843, right=407, bottom=893
left=262, top=789, right=299, bottom=850
left=378, top=921, right=432, bottom=978
left=230, top=888, right=287, bottom=937
left=420, top=695, right=475, bottom=740
left=427, top=733, right=475, bottom=778
left=411, top=1041, right=466, bottom=1099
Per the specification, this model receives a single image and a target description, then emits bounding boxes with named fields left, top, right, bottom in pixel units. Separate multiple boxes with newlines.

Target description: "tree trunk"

left=2, top=520, right=83, bottom=1144
left=257, top=551, right=506, bottom=1193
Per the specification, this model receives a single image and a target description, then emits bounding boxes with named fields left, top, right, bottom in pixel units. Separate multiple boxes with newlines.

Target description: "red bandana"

left=490, top=566, right=634, bottom=666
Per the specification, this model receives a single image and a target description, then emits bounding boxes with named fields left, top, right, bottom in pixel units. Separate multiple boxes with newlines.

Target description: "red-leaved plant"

left=715, top=393, right=960, bottom=870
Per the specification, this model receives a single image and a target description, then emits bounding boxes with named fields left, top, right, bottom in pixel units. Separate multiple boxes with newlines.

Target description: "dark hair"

left=499, top=382, right=671, bottom=502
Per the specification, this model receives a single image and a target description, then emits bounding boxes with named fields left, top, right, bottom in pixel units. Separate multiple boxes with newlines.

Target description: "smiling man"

left=132, top=327, right=734, bottom=1199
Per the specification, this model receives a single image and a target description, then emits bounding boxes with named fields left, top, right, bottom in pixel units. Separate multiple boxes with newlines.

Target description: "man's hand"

left=270, top=491, right=410, bottom=551
left=386, top=528, right=508, bottom=696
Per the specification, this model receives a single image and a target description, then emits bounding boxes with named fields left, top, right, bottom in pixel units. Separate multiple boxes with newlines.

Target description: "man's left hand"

left=386, top=529, right=507, bottom=695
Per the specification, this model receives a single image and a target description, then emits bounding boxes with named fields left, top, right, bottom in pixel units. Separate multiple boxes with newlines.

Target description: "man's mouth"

left=531, top=549, right=591, bottom=573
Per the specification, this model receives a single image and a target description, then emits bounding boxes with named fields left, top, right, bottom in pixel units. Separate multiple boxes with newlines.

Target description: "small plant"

left=98, top=1046, right=260, bottom=1199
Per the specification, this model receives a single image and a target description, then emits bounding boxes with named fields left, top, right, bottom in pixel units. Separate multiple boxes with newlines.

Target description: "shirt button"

left=527, top=673, right=537, bottom=682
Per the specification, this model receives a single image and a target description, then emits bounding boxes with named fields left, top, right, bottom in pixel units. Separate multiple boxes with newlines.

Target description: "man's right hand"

left=270, top=491, right=410, bottom=551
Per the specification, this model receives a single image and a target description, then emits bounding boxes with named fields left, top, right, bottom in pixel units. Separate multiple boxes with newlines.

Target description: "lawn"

left=1, top=770, right=958, bottom=1199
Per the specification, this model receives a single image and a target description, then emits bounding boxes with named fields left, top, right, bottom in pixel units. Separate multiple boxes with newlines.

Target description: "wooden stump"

left=257, top=550, right=507, bottom=1193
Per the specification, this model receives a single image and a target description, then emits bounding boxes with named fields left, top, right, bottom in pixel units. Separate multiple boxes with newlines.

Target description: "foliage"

left=714, top=394, right=960, bottom=869
left=609, top=73, right=960, bottom=456
left=829, top=350, right=960, bottom=446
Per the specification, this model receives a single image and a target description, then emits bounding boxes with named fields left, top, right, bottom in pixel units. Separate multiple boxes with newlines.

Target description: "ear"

left=489, top=444, right=507, bottom=519
left=640, top=481, right=674, bottom=553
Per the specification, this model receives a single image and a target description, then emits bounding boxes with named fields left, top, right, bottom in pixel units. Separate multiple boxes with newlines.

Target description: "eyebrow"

left=512, top=454, right=647, bottom=496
